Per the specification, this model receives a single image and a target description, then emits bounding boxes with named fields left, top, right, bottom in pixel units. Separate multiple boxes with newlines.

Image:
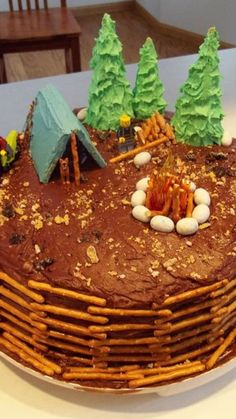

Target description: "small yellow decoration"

left=86, top=245, right=99, bottom=264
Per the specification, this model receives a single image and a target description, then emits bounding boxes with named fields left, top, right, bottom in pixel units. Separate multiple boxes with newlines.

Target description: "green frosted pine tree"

left=132, top=37, right=167, bottom=119
left=85, top=14, right=133, bottom=131
left=172, top=27, right=224, bottom=146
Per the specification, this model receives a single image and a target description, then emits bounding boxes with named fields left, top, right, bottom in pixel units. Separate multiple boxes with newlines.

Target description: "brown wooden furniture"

left=0, top=1, right=81, bottom=83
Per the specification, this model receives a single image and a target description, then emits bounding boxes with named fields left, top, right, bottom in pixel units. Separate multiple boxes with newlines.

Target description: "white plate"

left=1, top=350, right=236, bottom=396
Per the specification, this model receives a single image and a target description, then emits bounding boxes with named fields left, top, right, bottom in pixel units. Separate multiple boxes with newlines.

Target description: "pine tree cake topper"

left=172, top=27, right=224, bottom=146
left=85, top=13, right=133, bottom=131
left=133, top=38, right=167, bottom=119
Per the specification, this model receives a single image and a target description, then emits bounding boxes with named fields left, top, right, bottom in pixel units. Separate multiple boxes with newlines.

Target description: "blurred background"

left=1, top=0, right=235, bottom=82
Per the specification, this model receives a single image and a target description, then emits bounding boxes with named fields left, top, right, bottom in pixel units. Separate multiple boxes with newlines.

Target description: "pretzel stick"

left=0, top=285, right=32, bottom=311
left=49, top=351, right=94, bottom=366
left=155, top=295, right=226, bottom=324
left=47, top=330, right=98, bottom=348
left=212, top=302, right=236, bottom=324
left=30, top=313, right=106, bottom=340
left=33, top=335, right=94, bottom=356
left=87, top=306, right=172, bottom=317
left=165, top=123, right=175, bottom=140
left=156, top=338, right=224, bottom=366
left=89, top=323, right=156, bottom=333
left=128, top=362, right=205, bottom=388
left=0, top=309, right=40, bottom=335
left=93, top=336, right=170, bottom=347
left=93, top=354, right=171, bottom=363
left=213, top=299, right=236, bottom=318
left=0, top=299, right=47, bottom=331
left=70, top=131, right=80, bottom=186
left=155, top=322, right=172, bottom=331
left=0, top=336, right=54, bottom=376
left=210, top=278, right=236, bottom=298
left=172, top=184, right=181, bottom=222
left=126, top=360, right=202, bottom=377
left=206, top=328, right=236, bottom=369
left=63, top=371, right=144, bottom=381
left=2, top=332, right=61, bottom=374
left=28, top=280, right=106, bottom=307
left=211, top=289, right=236, bottom=313
left=162, top=280, right=228, bottom=306
left=0, top=322, right=47, bottom=351
left=0, top=272, right=44, bottom=303
left=156, top=112, right=166, bottom=130
left=30, top=302, right=108, bottom=325
left=108, top=345, right=169, bottom=354
left=65, top=365, right=140, bottom=373
left=155, top=313, right=215, bottom=336
left=212, top=311, right=236, bottom=332
left=220, top=315, right=236, bottom=334
left=186, top=191, right=194, bottom=217
left=155, top=186, right=173, bottom=216
left=169, top=330, right=222, bottom=354
left=109, top=137, right=169, bottom=164
left=136, top=129, right=146, bottom=145
left=158, top=323, right=220, bottom=345
left=141, top=122, right=151, bottom=138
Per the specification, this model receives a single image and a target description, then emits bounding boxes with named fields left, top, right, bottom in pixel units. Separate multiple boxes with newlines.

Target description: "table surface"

left=1, top=48, right=236, bottom=419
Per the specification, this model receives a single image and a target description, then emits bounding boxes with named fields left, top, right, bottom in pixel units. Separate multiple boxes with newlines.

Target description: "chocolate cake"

left=0, top=17, right=235, bottom=391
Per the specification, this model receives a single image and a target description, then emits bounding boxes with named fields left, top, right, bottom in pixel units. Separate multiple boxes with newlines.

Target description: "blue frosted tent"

left=30, top=84, right=106, bottom=183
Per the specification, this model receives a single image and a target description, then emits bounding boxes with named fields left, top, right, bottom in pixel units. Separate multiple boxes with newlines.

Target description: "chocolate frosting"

left=0, top=133, right=235, bottom=308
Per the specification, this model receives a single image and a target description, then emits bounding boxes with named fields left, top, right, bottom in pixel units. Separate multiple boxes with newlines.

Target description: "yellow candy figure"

left=117, top=115, right=135, bottom=153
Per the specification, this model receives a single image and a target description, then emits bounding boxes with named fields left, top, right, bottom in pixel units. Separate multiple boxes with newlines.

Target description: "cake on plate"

left=0, top=16, right=235, bottom=391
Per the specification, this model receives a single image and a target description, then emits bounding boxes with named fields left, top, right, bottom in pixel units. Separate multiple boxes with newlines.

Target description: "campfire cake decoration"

left=0, top=14, right=235, bottom=393
left=131, top=157, right=211, bottom=236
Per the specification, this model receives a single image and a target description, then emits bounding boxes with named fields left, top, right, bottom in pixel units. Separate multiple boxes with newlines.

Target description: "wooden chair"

left=0, top=1, right=82, bottom=83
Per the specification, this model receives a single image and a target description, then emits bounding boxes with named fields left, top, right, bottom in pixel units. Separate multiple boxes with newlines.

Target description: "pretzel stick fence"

left=1, top=271, right=236, bottom=389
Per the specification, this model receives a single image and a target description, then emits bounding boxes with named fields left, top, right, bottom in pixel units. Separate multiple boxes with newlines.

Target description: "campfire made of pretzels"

left=131, top=170, right=211, bottom=236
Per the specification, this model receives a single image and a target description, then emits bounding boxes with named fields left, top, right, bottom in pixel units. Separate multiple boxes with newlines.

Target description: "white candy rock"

left=133, top=152, right=151, bottom=168
left=192, top=204, right=210, bottom=224
left=131, top=190, right=146, bottom=207
left=194, top=188, right=211, bottom=206
left=136, top=177, right=150, bottom=192
left=77, top=108, right=87, bottom=121
left=132, top=205, right=151, bottom=223
left=221, top=130, right=233, bottom=147
left=150, top=215, right=175, bottom=233
left=176, top=218, right=199, bottom=236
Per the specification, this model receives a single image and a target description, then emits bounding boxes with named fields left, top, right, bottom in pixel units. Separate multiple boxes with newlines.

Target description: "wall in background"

left=135, top=0, right=160, bottom=19
left=0, top=0, right=128, bottom=11
left=2, top=0, right=235, bottom=44
left=136, top=0, right=236, bottom=44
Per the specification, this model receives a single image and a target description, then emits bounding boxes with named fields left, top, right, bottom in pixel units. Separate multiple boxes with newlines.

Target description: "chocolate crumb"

left=80, top=174, right=88, bottom=183
left=186, top=151, right=196, bottom=162
left=93, top=230, right=103, bottom=241
left=2, top=203, right=15, bottom=218
left=212, top=166, right=234, bottom=178
left=34, top=257, right=54, bottom=271
left=205, top=152, right=228, bottom=164
left=9, top=233, right=25, bottom=245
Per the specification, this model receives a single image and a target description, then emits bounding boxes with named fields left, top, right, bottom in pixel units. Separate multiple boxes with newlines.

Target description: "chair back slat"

left=8, top=1, right=67, bottom=11
left=9, top=0, right=13, bottom=12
